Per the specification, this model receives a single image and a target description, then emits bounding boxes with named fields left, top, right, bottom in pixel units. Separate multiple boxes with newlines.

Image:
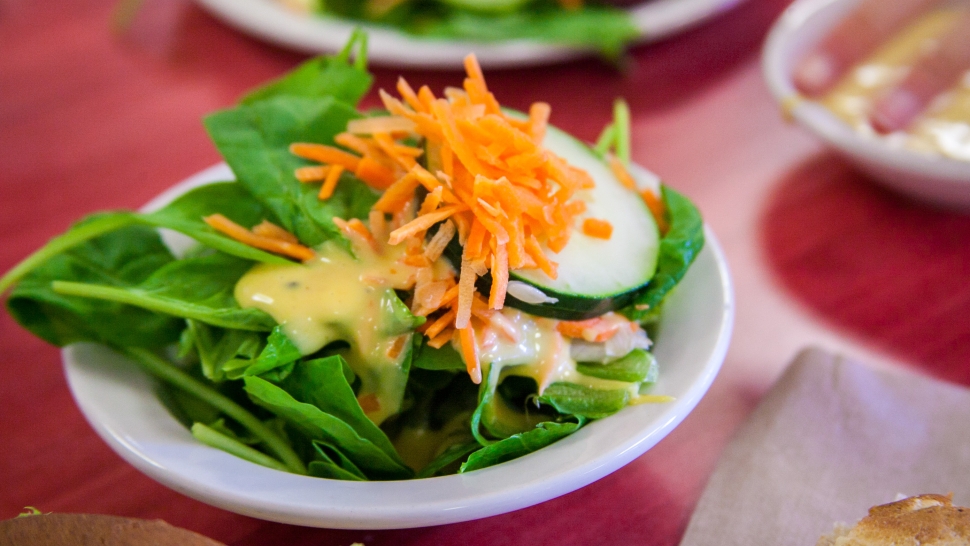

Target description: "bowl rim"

left=61, top=163, right=734, bottom=529
left=760, top=0, right=970, bottom=183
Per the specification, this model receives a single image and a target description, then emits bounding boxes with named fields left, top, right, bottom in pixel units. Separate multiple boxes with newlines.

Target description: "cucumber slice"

left=435, top=0, right=531, bottom=15
left=497, top=125, right=660, bottom=320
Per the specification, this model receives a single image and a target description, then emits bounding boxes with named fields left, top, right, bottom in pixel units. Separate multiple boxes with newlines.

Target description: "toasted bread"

left=0, top=513, right=225, bottom=546
left=817, top=494, right=970, bottom=546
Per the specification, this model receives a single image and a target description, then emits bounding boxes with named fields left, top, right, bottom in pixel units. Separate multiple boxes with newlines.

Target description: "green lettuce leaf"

left=6, top=224, right=183, bottom=348
left=460, top=419, right=582, bottom=473
left=625, top=186, right=705, bottom=321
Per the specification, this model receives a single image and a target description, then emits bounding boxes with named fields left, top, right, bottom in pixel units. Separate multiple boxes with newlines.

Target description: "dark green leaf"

left=417, top=441, right=481, bottom=478
left=6, top=224, right=183, bottom=348
left=51, top=252, right=276, bottom=331
left=243, top=376, right=413, bottom=480
left=411, top=338, right=465, bottom=371
left=576, top=348, right=657, bottom=383
left=279, top=355, right=402, bottom=461
left=240, top=32, right=372, bottom=106
left=186, top=320, right=265, bottom=382
left=204, top=96, right=377, bottom=247
left=243, top=326, right=302, bottom=377
left=308, top=441, right=367, bottom=481
left=459, top=420, right=582, bottom=473
left=536, top=382, right=629, bottom=419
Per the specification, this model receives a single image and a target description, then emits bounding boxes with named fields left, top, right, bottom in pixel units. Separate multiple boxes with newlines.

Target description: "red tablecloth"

left=3, top=0, right=969, bottom=544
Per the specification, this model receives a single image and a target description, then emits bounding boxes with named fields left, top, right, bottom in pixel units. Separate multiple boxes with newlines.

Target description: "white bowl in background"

left=762, top=0, right=970, bottom=209
left=62, top=163, right=734, bottom=530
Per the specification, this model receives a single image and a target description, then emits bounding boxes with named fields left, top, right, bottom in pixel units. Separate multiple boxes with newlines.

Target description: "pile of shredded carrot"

left=289, top=54, right=603, bottom=383
left=207, top=54, right=660, bottom=385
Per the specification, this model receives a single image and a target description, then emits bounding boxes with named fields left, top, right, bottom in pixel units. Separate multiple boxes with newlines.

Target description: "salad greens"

left=290, top=0, right=639, bottom=59
left=0, top=31, right=704, bottom=480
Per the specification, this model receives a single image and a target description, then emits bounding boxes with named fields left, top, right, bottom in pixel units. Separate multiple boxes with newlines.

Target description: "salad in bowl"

left=2, top=32, right=705, bottom=483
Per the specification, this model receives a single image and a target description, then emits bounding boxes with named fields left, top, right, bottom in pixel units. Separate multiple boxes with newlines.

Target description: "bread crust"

left=818, top=494, right=970, bottom=546
left=0, top=513, right=226, bottom=546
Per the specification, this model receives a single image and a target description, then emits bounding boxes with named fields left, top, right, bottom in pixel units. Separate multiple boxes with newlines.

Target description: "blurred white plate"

left=63, top=162, right=733, bottom=529
left=194, top=0, right=745, bottom=68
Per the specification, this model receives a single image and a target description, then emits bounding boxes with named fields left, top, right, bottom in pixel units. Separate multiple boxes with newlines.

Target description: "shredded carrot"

left=357, top=393, right=381, bottom=414
left=318, top=164, right=344, bottom=200
left=290, top=143, right=361, bottom=171
left=204, top=214, right=314, bottom=261
left=387, top=205, right=467, bottom=245
left=640, top=188, right=670, bottom=234
left=582, top=218, right=613, bottom=239
left=488, top=243, right=508, bottom=309
left=252, top=220, right=300, bottom=244
left=458, top=327, right=481, bottom=384
left=347, top=116, right=417, bottom=135
left=295, top=165, right=330, bottom=183
left=386, top=335, right=408, bottom=359
left=355, top=155, right=397, bottom=190
left=284, top=52, right=644, bottom=384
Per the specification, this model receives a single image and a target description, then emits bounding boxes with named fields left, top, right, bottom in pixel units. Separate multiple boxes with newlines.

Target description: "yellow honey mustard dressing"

left=820, top=7, right=970, bottom=160
left=475, top=308, right=643, bottom=395
left=235, top=239, right=419, bottom=425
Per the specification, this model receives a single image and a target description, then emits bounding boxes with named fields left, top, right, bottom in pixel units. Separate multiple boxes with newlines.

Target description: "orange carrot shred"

left=290, top=143, right=361, bottom=171
left=488, top=243, right=508, bottom=310
left=204, top=214, right=314, bottom=261
left=295, top=165, right=330, bottom=183
left=318, top=164, right=344, bottom=200
left=458, top=327, right=481, bottom=384
left=582, top=218, right=613, bottom=239
left=252, top=220, right=300, bottom=244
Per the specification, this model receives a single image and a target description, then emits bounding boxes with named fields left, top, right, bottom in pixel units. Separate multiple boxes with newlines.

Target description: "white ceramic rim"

left=193, top=0, right=746, bottom=68
left=761, top=0, right=970, bottom=185
left=62, top=163, right=734, bottom=529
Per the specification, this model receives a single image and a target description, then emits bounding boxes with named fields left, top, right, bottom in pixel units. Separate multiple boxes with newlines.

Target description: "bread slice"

left=0, top=513, right=225, bottom=546
left=817, top=494, right=970, bottom=546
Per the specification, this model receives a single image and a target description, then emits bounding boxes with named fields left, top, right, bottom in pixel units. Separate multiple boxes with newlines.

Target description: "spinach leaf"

left=142, top=181, right=293, bottom=264
left=242, top=326, right=302, bottom=378
left=243, top=376, right=413, bottom=480
left=0, top=182, right=291, bottom=297
left=411, top=338, right=465, bottom=371
left=576, top=348, right=657, bottom=384
left=536, top=382, right=630, bottom=419
left=50, top=251, right=275, bottom=331
left=459, top=420, right=582, bottom=473
left=328, top=1, right=636, bottom=59
left=241, top=30, right=372, bottom=106
left=6, top=224, right=183, bottom=348
left=417, top=441, right=481, bottom=478
left=204, top=95, right=377, bottom=248
left=185, top=320, right=265, bottom=382
left=191, top=422, right=291, bottom=472
left=308, top=441, right=367, bottom=481
left=626, top=187, right=705, bottom=321
left=280, top=356, right=403, bottom=461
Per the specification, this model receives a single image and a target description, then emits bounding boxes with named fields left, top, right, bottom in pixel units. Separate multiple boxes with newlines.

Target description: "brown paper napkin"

left=679, top=347, right=970, bottom=546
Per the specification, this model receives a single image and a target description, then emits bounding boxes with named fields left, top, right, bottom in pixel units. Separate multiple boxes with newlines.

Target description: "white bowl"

left=62, top=163, right=734, bottom=529
left=194, top=0, right=745, bottom=69
left=762, top=0, right=970, bottom=209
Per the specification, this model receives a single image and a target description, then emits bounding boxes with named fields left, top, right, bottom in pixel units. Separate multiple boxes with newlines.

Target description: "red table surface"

left=3, top=0, right=970, bottom=544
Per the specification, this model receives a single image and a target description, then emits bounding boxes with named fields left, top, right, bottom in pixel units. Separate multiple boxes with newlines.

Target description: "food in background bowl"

left=275, top=0, right=639, bottom=58
left=815, top=5, right=970, bottom=163
left=816, top=494, right=970, bottom=546
left=0, top=32, right=704, bottom=481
